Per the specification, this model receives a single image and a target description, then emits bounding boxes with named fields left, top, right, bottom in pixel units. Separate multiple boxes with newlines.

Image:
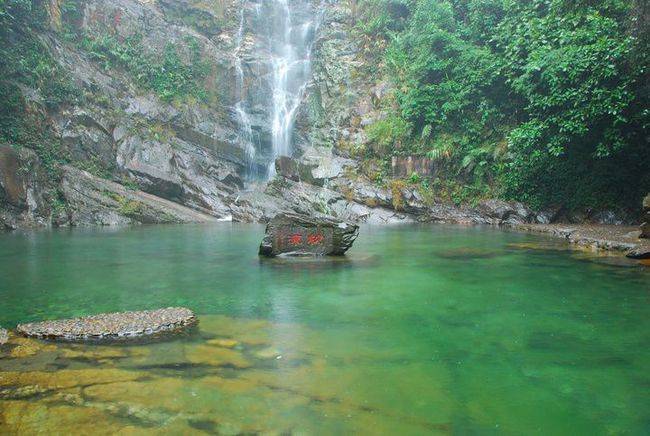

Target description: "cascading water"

left=266, top=0, right=317, bottom=176
left=233, top=6, right=257, bottom=178
left=231, top=0, right=319, bottom=180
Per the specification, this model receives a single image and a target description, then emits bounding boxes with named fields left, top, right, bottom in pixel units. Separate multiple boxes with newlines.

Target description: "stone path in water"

left=16, top=308, right=196, bottom=341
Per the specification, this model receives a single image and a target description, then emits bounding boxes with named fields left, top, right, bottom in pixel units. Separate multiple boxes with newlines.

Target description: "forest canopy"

left=356, top=0, right=649, bottom=212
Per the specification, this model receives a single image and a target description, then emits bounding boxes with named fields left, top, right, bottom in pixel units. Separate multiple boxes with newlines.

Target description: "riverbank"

left=512, top=223, right=649, bottom=259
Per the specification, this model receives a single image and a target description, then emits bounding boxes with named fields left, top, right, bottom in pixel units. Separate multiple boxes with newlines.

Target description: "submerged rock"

left=16, top=307, right=196, bottom=341
left=207, top=338, right=239, bottom=348
left=626, top=247, right=650, bottom=260
left=436, top=248, right=502, bottom=260
left=259, top=212, right=359, bottom=257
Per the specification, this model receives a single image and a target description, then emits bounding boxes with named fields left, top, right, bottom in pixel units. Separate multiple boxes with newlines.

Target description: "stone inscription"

left=274, top=226, right=334, bottom=255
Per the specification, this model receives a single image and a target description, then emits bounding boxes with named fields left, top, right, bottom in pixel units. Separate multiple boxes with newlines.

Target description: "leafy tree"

left=358, top=0, right=649, bottom=212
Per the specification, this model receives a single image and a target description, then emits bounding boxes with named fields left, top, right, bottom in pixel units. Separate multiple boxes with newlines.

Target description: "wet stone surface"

left=16, top=308, right=196, bottom=342
left=0, top=327, right=7, bottom=345
left=259, top=212, right=359, bottom=257
left=514, top=223, right=650, bottom=260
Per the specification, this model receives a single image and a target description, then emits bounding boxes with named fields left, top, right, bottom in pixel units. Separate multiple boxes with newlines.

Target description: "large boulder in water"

left=259, top=212, right=359, bottom=257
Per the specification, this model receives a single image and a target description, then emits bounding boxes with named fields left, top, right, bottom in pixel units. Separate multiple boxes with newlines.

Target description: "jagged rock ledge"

left=0, top=327, right=7, bottom=345
left=16, top=307, right=197, bottom=342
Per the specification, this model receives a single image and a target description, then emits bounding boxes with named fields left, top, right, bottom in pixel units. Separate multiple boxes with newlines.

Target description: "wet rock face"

left=275, top=156, right=323, bottom=187
left=16, top=308, right=197, bottom=341
left=0, top=145, right=51, bottom=230
left=259, top=212, right=359, bottom=257
left=477, top=199, right=535, bottom=225
left=58, top=166, right=217, bottom=226
left=1, top=0, right=249, bottom=229
left=640, top=194, right=649, bottom=239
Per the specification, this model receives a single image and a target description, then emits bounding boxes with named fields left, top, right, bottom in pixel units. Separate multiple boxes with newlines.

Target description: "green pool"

left=0, top=224, right=648, bottom=434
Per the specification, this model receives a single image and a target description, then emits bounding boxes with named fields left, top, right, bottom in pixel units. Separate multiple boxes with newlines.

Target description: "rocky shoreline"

left=0, top=327, right=7, bottom=345
left=512, top=223, right=650, bottom=260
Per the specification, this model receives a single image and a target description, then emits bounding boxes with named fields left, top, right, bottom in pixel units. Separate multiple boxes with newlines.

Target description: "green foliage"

left=355, top=0, right=411, bottom=37
left=78, top=33, right=211, bottom=103
left=0, top=0, right=75, bottom=175
left=118, top=199, right=145, bottom=219
left=160, top=0, right=228, bottom=36
left=358, top=0, right=649, bottom=211
left=60, top=0, right=83, bottom=40
left=74, top=156, right=114, bottom=180
left=365, top=115, right=412, bottom=155
left=104, top=191, right=146, bottom=219
left=407, top=172, right=421, bottom=184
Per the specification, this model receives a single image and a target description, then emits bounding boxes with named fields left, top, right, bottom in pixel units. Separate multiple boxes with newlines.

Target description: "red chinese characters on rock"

left=307, top=233, right=325, bottom=245
left=288, top=234, right=303, bottom=245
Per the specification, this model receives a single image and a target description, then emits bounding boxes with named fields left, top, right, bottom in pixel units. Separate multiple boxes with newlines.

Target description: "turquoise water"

left=0, top=224, right=648, bottom=434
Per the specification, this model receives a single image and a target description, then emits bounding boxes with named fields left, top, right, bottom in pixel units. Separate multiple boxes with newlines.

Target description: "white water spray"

left=233, top=5, right=257, bottom=176
left=232, top=0, right=319, bottom=179
left=267, top=0, right=317, bottom=176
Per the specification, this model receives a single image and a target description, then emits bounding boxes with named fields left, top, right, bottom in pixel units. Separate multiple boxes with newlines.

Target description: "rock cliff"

left=3, top=0, right=252, bottom=228
left=0, top=0, right=635, bottom=229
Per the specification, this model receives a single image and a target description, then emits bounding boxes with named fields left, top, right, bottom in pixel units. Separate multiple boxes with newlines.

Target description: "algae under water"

left=0, top=224, right=648, bottom=434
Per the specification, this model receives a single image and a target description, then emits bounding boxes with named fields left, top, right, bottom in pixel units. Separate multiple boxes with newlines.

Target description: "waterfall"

left=233, top=6, right=257, bottom=178
left=267, top=0, right=317, bottom=177
left=232, top=0, right=318, bottom=180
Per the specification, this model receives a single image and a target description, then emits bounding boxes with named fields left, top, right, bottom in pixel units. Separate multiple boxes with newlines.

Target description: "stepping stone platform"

left=16, top=307, right=196, bottom=341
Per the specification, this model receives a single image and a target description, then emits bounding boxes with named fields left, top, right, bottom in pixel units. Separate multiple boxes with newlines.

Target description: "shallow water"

left=0, top=224, right=648, bottom=434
